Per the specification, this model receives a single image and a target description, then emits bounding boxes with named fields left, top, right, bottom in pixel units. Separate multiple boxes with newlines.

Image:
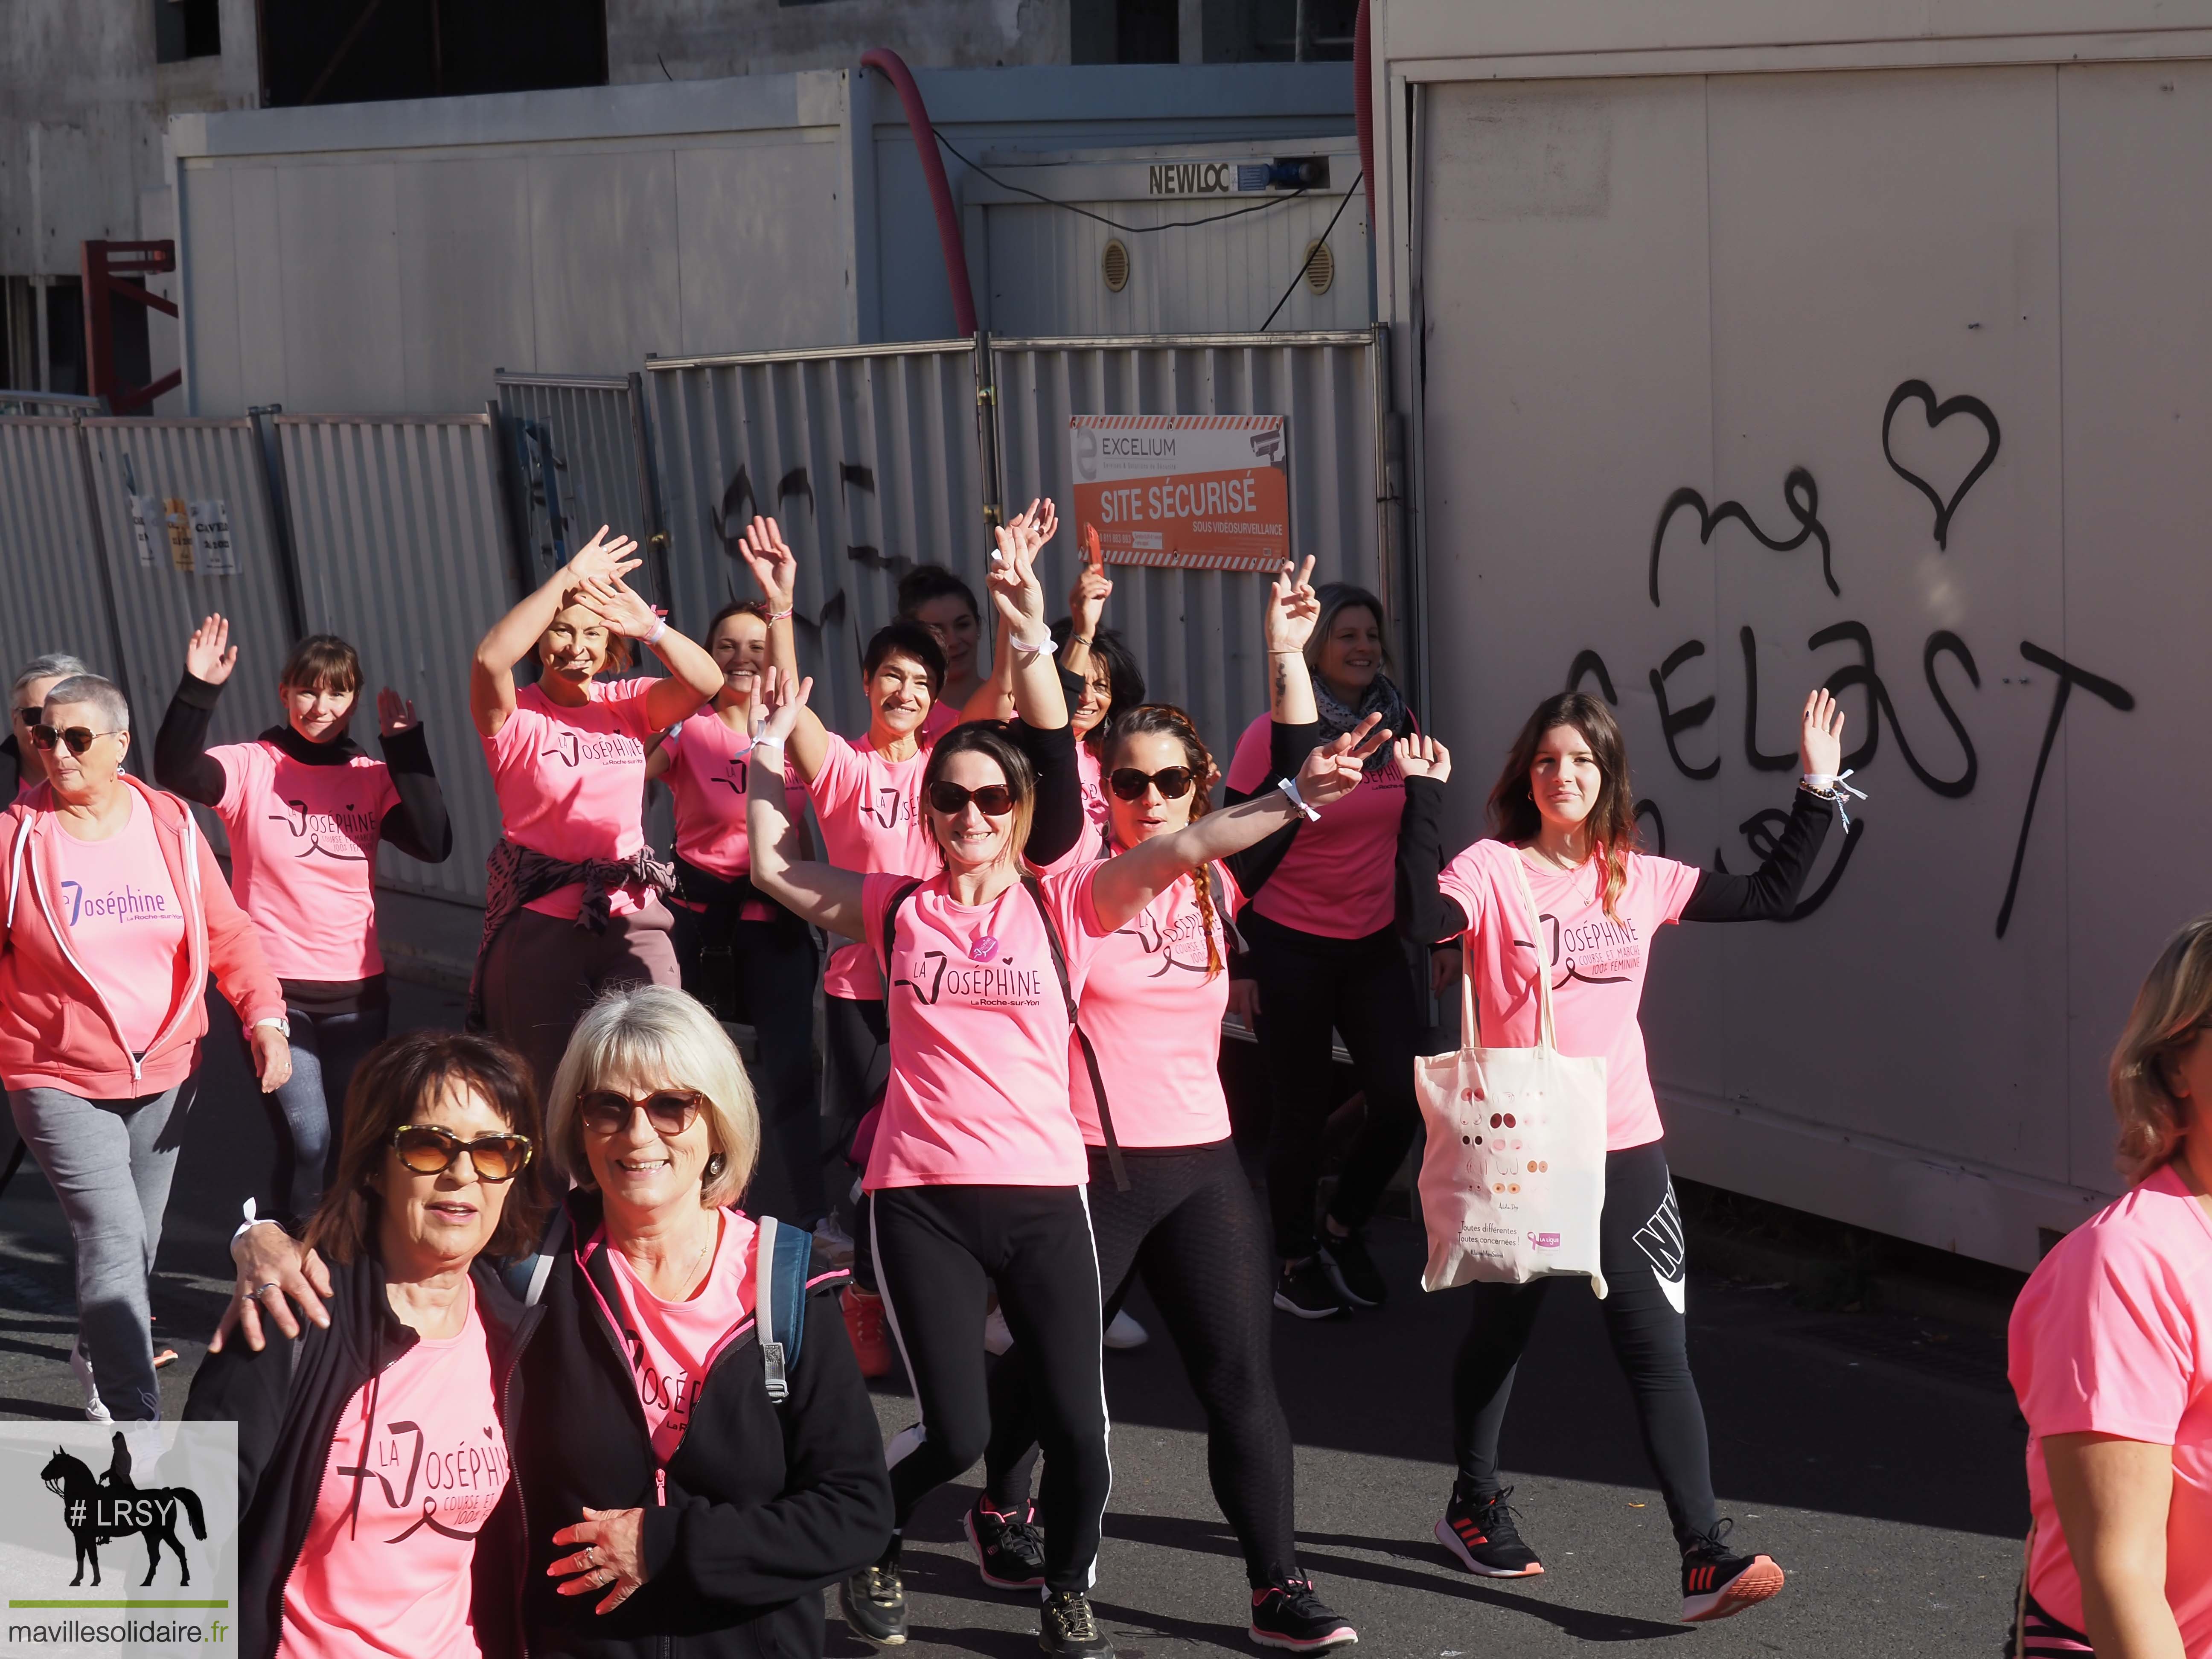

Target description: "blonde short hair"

left=2107, top=915, right=2212, bottom=1184
left=544, top=985, right=760, bottom=1209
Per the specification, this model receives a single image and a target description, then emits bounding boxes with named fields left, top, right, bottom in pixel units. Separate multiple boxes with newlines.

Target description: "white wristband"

left=232, top=1198, right=278, bottom=1246
left=642, top=615, right=669, bottom=647
left=252, top=1017, right=288, bottom=1034
left=1277, top=776, right=1321, bottom=822
left=1011, top=633, right=1056, bottom=657
left=750, top=737, right=785, bottom=761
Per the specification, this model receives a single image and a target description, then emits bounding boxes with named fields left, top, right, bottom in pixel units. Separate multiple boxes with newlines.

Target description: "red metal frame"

left=80, top=240, right=183, bottom=414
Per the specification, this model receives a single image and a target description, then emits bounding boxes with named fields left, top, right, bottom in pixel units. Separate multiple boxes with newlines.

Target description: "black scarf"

left=1312, top=672, right=1411, bottom=772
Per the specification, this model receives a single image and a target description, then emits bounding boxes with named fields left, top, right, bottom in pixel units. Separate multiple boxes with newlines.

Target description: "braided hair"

left=1103, top=704, right=1226, bottom=981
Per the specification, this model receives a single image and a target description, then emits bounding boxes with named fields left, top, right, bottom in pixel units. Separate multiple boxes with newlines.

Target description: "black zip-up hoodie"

left=184, top=1251, right=541, bottom=1659
left=512, top=1190, right=893, bottom=1659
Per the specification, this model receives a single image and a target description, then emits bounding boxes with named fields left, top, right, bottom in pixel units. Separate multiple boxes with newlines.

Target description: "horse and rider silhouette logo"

left=39, top=1432, right=207, bottom=1587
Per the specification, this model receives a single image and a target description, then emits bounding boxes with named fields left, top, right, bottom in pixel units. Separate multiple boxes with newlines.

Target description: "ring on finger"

left=253, top=1284, right=283, bottom=1298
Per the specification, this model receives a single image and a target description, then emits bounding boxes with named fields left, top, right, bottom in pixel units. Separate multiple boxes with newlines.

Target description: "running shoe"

left=68, top=1339, right=109, bottom=1424
left=1435, top=1484, right=1543, bottom=1578
left=843, top=1286, right=894, bottom=1379
left=1679, top=1521, right=1784, bottom=1622
left=964, top=1495, right=1045, bottom=1590
left=1317, top=1227, right=1388, bottom=1308
left=1104, top=1310, right=1149, bottom=1350
left=1273, top=1259, right=1349, bottom=1320
left=1039, top=1588, right=1115, bottom=1657
left=840, top=1559, right=908, bottom=1645
left=1249, top=1578, right=1358, bottom=1652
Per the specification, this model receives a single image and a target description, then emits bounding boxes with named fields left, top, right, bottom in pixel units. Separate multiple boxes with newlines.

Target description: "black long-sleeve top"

left=1400, top=777, right=1837, bottom=943
left=154, top=669, right=454, bottom=864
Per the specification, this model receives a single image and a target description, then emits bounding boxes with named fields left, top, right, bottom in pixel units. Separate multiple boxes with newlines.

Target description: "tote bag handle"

left=1455, top=849, right=1561, bottom=1053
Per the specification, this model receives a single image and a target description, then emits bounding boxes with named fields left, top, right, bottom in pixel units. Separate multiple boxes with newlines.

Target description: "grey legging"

left=9, top=1079, right=193, bottom=1422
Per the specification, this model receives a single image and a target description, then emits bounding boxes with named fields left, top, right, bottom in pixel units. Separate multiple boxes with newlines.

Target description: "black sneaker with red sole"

left=1679, top=1521, right=1784, bottom=1622
left=1435, top=1484, right=1543, bottom=1578
left=1249, top=1578, right=1358, bottom=1652
left=963, top=1495, right=1045, bottom=1590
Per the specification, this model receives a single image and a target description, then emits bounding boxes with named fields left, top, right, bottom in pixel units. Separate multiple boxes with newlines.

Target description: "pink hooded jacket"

left=1, top=775, right=285, bottom=1097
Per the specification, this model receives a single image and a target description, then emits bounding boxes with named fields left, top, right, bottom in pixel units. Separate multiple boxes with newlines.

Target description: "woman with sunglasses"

left=644, top=523, right=821, bottom=1231
left=469, top=525, right=723, bottom=1092
left=2, top=672, right=289, bottom=1424
left=973, top=703, right=1359, bottom=1654
left=758, top=503, right=1081, bottom=1371
left=155, top=620, right=453, bottom=1229
left=748, top=634, right=1387, bottom=1658
left=3, top=651, right=92, bottom=802
left=188, top=1030, right=542, bottom=1659
left=220, top=988, right=895, bottom=1659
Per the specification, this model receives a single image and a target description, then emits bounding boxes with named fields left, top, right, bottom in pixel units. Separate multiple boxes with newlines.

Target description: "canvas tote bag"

left=1415, top=851, right=1611, bottom=1296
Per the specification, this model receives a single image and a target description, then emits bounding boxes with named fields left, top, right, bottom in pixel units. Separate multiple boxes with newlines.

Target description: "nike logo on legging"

left=1635, top=1186, right=1688, bottom=1313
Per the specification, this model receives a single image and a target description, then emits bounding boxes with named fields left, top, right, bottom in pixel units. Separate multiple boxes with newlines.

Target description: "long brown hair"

left=2107, top=916, right=2212, bottom=1183
left=306, top=1030, right=544, bottom=1265
left=1487, top=692, right=1637, bottom=923
left=1104, top=704, right=1225, bottom=979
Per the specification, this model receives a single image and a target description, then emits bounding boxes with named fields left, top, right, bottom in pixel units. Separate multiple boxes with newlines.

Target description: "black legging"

left=1243, top=908, right=1423, bottom=1261
left=669, top=878, right=821, bottom=1227
left=1452, top=1140, right=1716, bottom=1548
left=982, top=1141, right=1298, bottom=1587
left=872, top=1183, right=1111, bottom=1594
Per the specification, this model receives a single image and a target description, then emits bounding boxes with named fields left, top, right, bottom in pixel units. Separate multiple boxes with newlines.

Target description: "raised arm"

left=737, top=514, right=802, bottom=692
left=569, top=570, right=724, bottom=730
left=1061, top=520, right=1109, bottom=690
left=1091, top=717, right=1389, bottom=932
left=374, top=690, right=453, bottom=864
left=1267, top=556, right=1320, bottom=728
left=990, top=509, right=1069, bottom=734
left=746, top=671, right=866, bottom=938
left=1679, top=690, right=1843, bottom=922
left=471, top=527, right=640, bottom=737
left=154, top=614, right=237, bottom=807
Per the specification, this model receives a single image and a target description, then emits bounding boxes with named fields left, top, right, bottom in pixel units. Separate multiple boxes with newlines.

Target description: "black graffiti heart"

left=1882, top=379, right=2000, bottom=551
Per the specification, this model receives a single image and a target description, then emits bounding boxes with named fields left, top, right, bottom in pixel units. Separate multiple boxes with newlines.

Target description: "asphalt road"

left=0, top=982, right=2027, bottom=1656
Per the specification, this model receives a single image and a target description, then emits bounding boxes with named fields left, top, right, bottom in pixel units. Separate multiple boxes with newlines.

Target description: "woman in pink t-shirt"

left=1222, top=560, right=1423, bottom=1320
left=156, top=623, right=453, bottom=1227
left=1402, top=687, right=1847, bottom=1623
left=972, top=703, right=1357, bottom=1654
left=644, top=532, right=821, bottom=1233
left=468, top=526, right=722, bottom=1092
left=188, top=1029, right=541, bottom=1659
left=747, top=520, right=1387, bottom=1657
left=2008, top=917, right=2212, bottom=1657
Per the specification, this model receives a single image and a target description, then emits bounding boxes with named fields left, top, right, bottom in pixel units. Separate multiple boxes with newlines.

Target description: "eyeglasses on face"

left=14, top=706, right=41, bottom=728
left=388, top=1123, right=533, bottom=1183
left=578, top=1088, right=707, bottom=1138
left=1108, top=765, right=1197, bottom=802
left=926, top=780, right=1015, bottom=817
left=30, top=724, right=122, bottom=756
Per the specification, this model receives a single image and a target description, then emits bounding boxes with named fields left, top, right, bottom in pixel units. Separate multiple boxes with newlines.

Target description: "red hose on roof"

left=860, top=48, right=979, bottom=338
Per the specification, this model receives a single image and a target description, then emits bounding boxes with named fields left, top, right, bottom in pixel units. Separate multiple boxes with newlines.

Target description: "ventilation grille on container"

left=1102, top=239, right=1130, bottom=293
left=1303, top=239, right=1334, bottom=294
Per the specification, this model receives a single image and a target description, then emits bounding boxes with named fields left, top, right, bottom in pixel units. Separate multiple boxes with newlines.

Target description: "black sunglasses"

left=389, top=1123, right=533, bottom=1183
left=578, top=1089, right=707, bottom=1137
left=1108, top=766, right=1197, bottom=802
left=14, top=706, right=40, bottom=728
left=30, top=724, right=121, bottom=756
left=926, top=780, right=1016, bottom=817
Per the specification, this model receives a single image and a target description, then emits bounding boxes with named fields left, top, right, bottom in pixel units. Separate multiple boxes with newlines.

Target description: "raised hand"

left=1394, top=733, right=1450, bottom=783
left=563, top=525, right=643, bottom=590
left=1799, top=687, right=1845, bottom=777
left=1264, top=556, right=1320, bottom=655
left=572, top=572, right=661, bottom=639
left=1007, top=496, right=1060, bottom=547
left=1069, top=523, right=1113, bottom=637
left=737, top=516, right=797, bottom=612
left=752, top=665, right=815, bottom=745
left=377, top=687, right=418, bottom=736
left=1295, top=712, right=1389, bottom=809
left=986, top=516, right=1050, bottom=641
left=185, top=614, right=237, bottom=685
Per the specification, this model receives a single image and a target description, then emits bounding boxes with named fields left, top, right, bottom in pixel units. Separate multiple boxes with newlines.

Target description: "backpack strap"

left=754, top=1215, right=814, bottom=1404
left=1020, top=874, right=1130, bottom=1193
left=502, top=1203, right=570, bottom=1307
left=876, top=877, right=927, bottom=1025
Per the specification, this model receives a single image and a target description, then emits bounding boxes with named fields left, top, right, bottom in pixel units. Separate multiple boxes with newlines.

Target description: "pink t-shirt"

left=1225, top=714, right=1408, bottom=939
left=1070, top=859, right=1242, bottom=1149
left=808, top=732, right=939, bottom=1000
left=279, top=1295, right=510, bottom=1659
left=661, top=715, right=791, bottom=924
left=918, top=701, right=962, bottom=745
left=51, top=793, right=190, bottom=1054
left=1436, top=839, right=1702, bottom=1151
left=212, top=742, right=400, bottom=981
left=602, top=1211, right=758, bottom=1462
left=860, top=865, right=1108, bottom=1189
left=481, top=679, right=655, bottom=920
left=2010, top=1165, right=2212, bottom=1648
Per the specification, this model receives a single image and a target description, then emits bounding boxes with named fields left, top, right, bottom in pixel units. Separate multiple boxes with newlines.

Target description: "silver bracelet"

left=1276, top=776, right=1321, bottom=822
left=766, top=606, right=794, bottom=623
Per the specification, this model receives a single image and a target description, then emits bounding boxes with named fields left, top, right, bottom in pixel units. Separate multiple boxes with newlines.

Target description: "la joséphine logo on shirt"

left=268, top=797, right=379, bottom=861
left=895, top=943, right=1044, bottom=1009
left=1515, top=908, right=1640, bottom=989
left=540, top=730, right=644, bottom=769
left=58, top=880, right=175, bottom=928
left=336, top=1420, right=509, bottom=1542
left=1120, top=904, right=1220, bottom=979
left=862, top=785, right=915, bottom=830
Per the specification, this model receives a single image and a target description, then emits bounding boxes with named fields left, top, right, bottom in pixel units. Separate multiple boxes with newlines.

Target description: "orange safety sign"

left=1067, top=415, right=1289, bottom=572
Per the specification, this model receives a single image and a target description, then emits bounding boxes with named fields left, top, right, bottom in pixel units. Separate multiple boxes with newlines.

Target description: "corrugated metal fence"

left=0, top=416, right=130, bottom=698
left=494, top=371, right=666, bottom=596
